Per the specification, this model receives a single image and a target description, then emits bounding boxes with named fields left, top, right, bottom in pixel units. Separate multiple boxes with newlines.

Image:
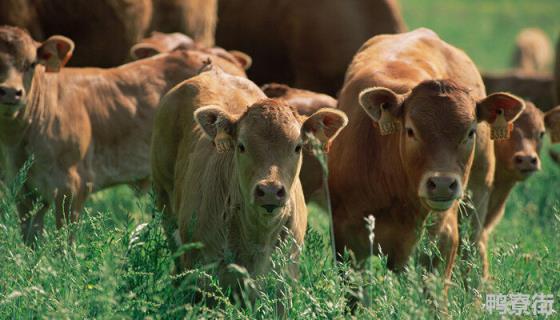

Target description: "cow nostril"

left=530, top=157, right=538, bottom=165
left=449, top=180, right=458, bottom=192
left=14, top=89, right=23, bottom=98
left=514, top=156, right=523, bottom=164
left=276, top=187, right=286, bottom=199
left=0, top=88, right=5, bottom=96
left=427, top=179, right=437, bottom=191
left=255, top=186, right=265, bottom=198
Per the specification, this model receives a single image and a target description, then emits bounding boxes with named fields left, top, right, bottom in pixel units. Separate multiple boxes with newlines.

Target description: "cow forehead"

left=515, top=103, right=545, bottom=133
left=0, top=27, right=36, bottom=66
left=238, top=101, right=302, bottom=143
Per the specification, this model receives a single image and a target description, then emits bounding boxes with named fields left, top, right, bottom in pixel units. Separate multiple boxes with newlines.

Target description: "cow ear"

left=544, top=105, right=560, bottom=143
left=302, top=108, right=348, bottom=152
left=359, top=87, right=405, bottom=135
left=37, top=35, right=74, bottom=72
left=130, top=43, right=161, bottom=60
left=228, top=50, right=252, bottom=70
left=477, top=92, right=525, bottom=140
left=194, top=105, right=237, bottom=153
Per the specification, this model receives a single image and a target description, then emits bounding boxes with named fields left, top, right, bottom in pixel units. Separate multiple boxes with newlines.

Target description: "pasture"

left=1, top=0, right=559, bottom=318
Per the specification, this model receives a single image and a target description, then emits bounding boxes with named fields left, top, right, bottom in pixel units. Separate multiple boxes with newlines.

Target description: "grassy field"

left=1, top=1, right=560, bottom=319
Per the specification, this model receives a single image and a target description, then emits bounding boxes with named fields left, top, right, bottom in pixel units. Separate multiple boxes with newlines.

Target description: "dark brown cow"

left=151, top=67, right=347, bottom=294
left=479, top=102, right=560, bottom=277
left=329, top=29, right=524, bottom=282
left=215, top=0, right=406, bottom=95
left=0, top=0, right=152, bottom=67
left=482, top=71, right=555, bottom=112
left=150, top=0, right=216, bottom=48
left=0, top=26, right=246, bottom=244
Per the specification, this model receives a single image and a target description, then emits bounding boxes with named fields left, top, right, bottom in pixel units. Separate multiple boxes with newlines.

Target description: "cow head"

left=359, top=80, right=524, bottom=211
left=0, top=26, right=73, bottom=116
left=195, top=99, right=347, bottom=214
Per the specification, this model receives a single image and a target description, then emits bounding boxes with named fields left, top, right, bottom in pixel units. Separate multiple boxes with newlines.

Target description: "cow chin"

left=422, top=198, right=457, bottom=212
left=0, top=102, right=25, bottom=118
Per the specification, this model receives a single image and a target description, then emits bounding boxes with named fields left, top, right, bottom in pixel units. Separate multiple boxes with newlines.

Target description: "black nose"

left=254, top=181, right=287, bottom=212
left=426, top=176, right=459, bottom=200
left=0, top=86, right=24, bottom=105
left=513, top=154, right=539, bottom=172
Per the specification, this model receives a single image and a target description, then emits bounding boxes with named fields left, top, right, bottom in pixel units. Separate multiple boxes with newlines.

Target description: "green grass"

left=1, top=1, right=560, bottom=318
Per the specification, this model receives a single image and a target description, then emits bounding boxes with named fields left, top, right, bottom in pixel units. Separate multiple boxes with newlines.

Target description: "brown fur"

left=555, top=33, right=560, bottom=106
left=151, top=67, right=347, bottom=293
left=149, top=0, right=217, bottom=48
left=480, top=102, right=560, bottom=278
left=216, top=0, right=406, bottom=95
left=512, top=28, right=553, bottom=74
left=329, top=29, right=524, bottom=283
left=483, top=71, right=555, bottom=112
left=0, top=26, right=247, bottom=244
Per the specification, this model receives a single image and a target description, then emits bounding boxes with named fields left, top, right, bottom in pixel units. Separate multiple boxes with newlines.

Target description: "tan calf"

left=0, top=26, right=246, bottom=244
left=512, top=28, right=553, bottom=74
left=151, top=67, right=347, bottom=292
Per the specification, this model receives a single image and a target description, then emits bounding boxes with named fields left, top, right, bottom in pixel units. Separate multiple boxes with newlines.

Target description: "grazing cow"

left=129, top=31, right=252, bottom=72
left=151, top=67, right=347, bottom=292
left=482, top=71, right=555, bottom=112
left=262, top=83, right=337, bottom=203
left=477, top=102, right=560, bottom=278
left=215, top=0, right=406, bottom=95
left=329, top=29, right=524, bottom=281
left=149, top=0, right=217, bottom=48
left=0, top=0, right=152, bottom=67
left=0, top=26, right=247, bottom=244
left=512, top=28, right=553, bottom=74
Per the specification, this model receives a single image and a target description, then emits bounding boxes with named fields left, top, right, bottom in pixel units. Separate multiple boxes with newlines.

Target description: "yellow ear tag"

left=377, top=103, right=399, bottom=135
left=490, top=109, right=512, bottom=140
left=214, top=127, right=234, bottom=153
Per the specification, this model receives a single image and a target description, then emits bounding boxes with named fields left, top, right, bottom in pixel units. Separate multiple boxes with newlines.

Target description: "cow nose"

left=253, top=181, right=287, bottom=213
left=513, top=153, right=540, bottom=172
left=426, top=175, right=460, bottom=201
left=0, top=86, right=24, bottom=105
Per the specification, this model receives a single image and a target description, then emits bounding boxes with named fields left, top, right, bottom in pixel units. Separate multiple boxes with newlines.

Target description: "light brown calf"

left=512, top=28, right=553, bottom=74
left=329, top=29, right=524, bottom=282
left=479, top=102, right=560, bottom=278
left=151, top=67, right=347, bottom=292
left=0, top=26, right=246, bottom=244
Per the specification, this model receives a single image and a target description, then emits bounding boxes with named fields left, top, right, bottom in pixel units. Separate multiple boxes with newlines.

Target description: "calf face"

left=195, top=99, right=347, bottom=214
left=0, top=26, right=73, bottom=115
left=360, top=80, right=524, bottom=211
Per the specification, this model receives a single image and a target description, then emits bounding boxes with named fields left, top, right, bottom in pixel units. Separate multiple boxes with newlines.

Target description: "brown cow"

left=151, top=67, right=347, bottom=293
left=512, top=28, right=553, bottom=74
left=477, top=102, right=560, bottom=278
left=215, top=0, right=406, bottom=95
left=0, top=0, right=152, bottom=68
left=555, top=33, right=560, bottom=106
left=0, top=26, right=247, bottom=244
left=482, top=71, right=555, bottom=112
left=149, top=0, right=217, bottom=48
left=329, top=29, right=524, bottom=282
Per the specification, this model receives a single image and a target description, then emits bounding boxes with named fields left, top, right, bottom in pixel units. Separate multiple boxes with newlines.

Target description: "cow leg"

left=16, top=188, right=49, bottom=246
left=54, top=169, right=88, bottom=243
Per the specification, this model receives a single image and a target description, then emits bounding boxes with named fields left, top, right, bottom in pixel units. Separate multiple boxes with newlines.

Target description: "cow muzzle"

left=513, top=152, right=540, bottom=179
left=419, top=172, right=462, bottom=211
left=0, top=85, right=25, bottom=115
left=253, top=180, right=287, bottom=214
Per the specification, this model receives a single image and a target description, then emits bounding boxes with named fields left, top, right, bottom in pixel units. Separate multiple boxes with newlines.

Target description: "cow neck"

left=488, top=162, right=517, bottom=218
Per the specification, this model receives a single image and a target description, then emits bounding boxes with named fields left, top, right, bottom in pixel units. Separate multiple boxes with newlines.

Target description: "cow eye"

left=295, top=144, right=302, bottom=153
left=406, top=127, right=415, bottom=138
left=237, top=143, right=245, bottom=153
left=26, top=61, right=37, bottom=71
left=539, top=131, right=545, bottom=139
left=468, top=129, right=476, bottom=139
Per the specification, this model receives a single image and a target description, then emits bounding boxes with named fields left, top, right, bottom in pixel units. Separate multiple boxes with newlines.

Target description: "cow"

left=215, top=0, right=407, bottom=95
left=149, top=0, right=216, bottom=48
left=328, top=29, right=524, bottom=283
left=0, top=26, right=247, bottom=245
left=546, top=106, right=560, bottom=165
left=512, top=28, right=553, bottom=74
left=150, top=67, right=348, bottom=294
left=129, top=31, right=252, bottom=72
left=477, top=102, right=560, bottom=278
left=482, top=71, right=555, bottom=112
left=0, top=0, right=152, bottom=68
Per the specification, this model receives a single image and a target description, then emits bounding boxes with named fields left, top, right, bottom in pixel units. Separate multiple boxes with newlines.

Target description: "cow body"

left=215, top=0, right=406, bottom=95
left=329, top=28, right=524, bottom=279
left=512, top=28, right=553, bottom=74
left=0, top=26, right=246, bottom=244
left=151, top=68, right=347, bottom=292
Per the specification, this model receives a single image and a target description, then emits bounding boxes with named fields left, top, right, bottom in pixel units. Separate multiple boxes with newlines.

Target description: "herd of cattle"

left=1, top=0, right=560, bottom=300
